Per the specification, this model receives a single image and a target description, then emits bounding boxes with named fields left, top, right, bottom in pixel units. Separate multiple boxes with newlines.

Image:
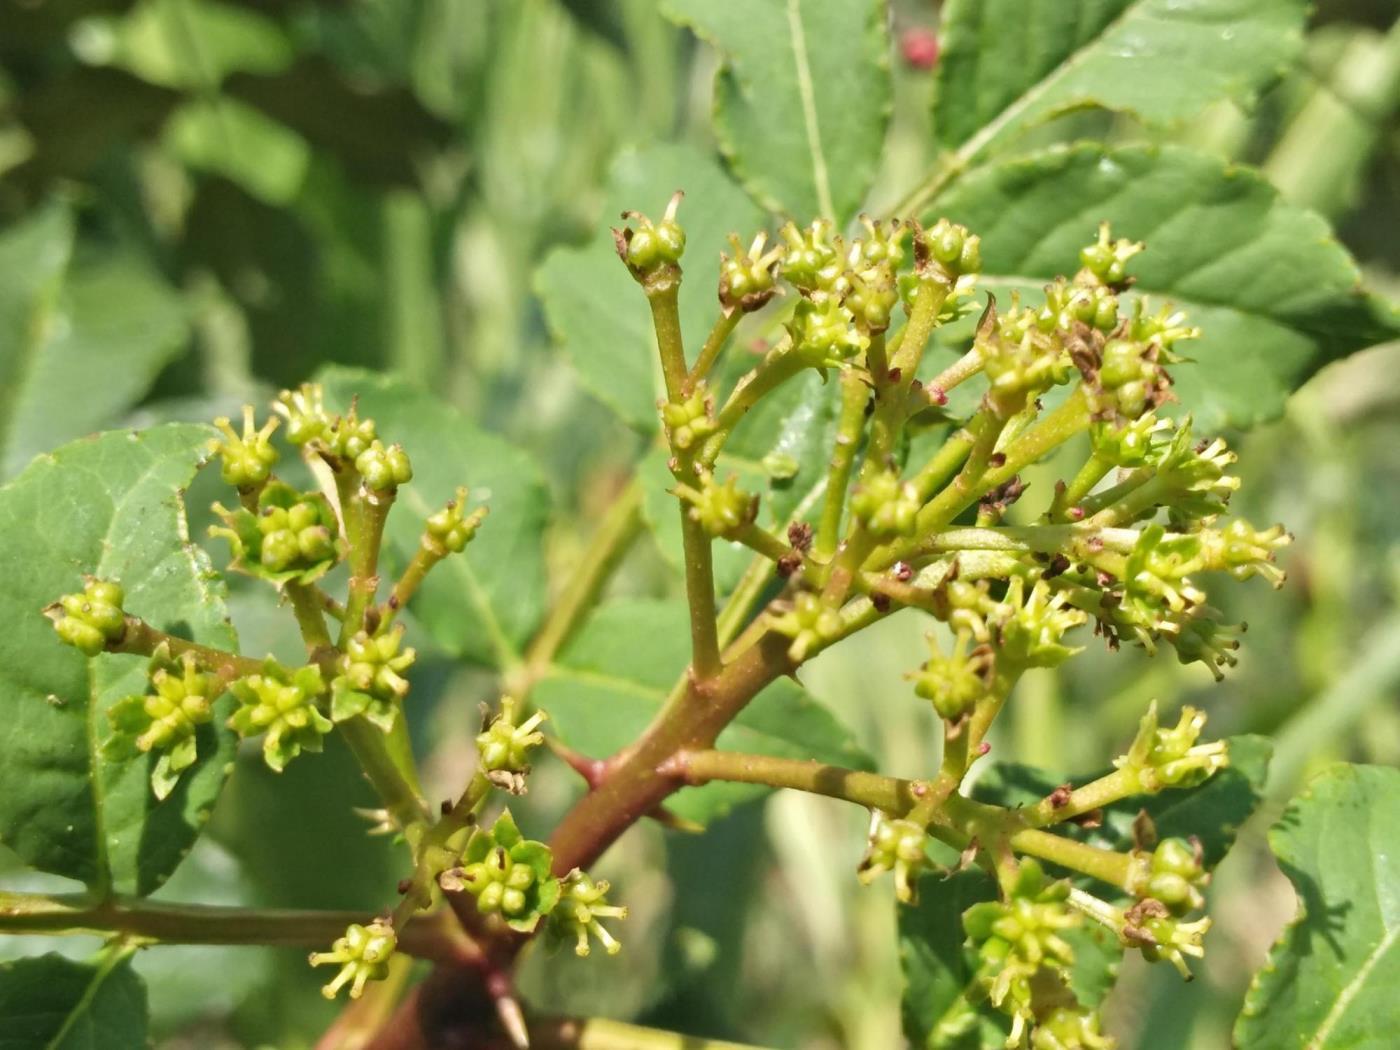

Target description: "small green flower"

left=552, top=869, right=628, bottom=956
left=1040, top=278, right=1119, bottom=334
left=778, top=218, right=845, bottom=294
left=273, top=383, right=330, bottom=446
left=675, top=475, right=755, bottom=538
left=1198, top=519, right=1290, bottom=587
left=1156, top=423, right=1240, bottom=520
left=1121, top=898, right=1211, bottom=979
left=857, top=812, right=934, bottom=903
left=107, top=647, right=221, bottom=800
left=325, top=402, right=378, bottom=461
left=210, top=481, right=344, bottom=586
left=787, top=297, right=869, bottom=370
left=911, top=630, right=994, bottom=721
left=661, top=386, right=717, bottom=453
left=615, top=192, right=686, bottom=281
left=424, top=486, right=488, bottom=556
left=354, top=440, right=413, bottom=493
left=1089, top=415, right=1170, bottom=469
left=1129, top=300, right=1199, bottom=356
left=309, top=919, right=397, bottom=1000
left=997, top=576, right=1086, bottom=670
left=719, top=232, right=782, bottom=313
left=979, top=306, right=1073, bottom=418
left=845, top=265, right=900, bottom=332
left=331, top=625, right=416, bottom=732
left=917, top=218, right=982, bottom=283
left=229, top=662, right=332, bottom=772
left=850, top=471, right=920, bottom=539
left=769, top=591, right=843, bottom=662
left=1078, top=222, right=1143, bottom=287
left=442, top=810, right=560, bottom=933
left=1115, top=701, right=1228, bottom=792
left=476, top=696, right=547, bottom=778
left=47, top=578, right=126, bottom=656
left=211, top=405, right=279, bottom=489
left=1087, top=336, right=1172, bottom=422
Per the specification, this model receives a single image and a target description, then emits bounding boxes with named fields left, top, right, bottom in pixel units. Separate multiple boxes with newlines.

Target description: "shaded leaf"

left=536, top=143, right=767, bottom=431
left=933, top=0, right=1305, bottom=153
left=0, top=952, right=147, bottom=1049
left=0, top=425, right=238, bottom=894
left=933, top=144, right=1400, bottom=429
left=1235, top=763, right=1400, bottom=1049
left=319, top=367, right=550, bottom=670
left=0, top=205, right=190, bottom=479
left=661, top=0, right=890, bottom=222
left=535, top=598, right=872, bottom=825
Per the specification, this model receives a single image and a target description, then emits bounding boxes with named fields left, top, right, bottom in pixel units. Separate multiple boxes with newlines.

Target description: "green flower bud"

left=661, top=386, right=717, bottom=453
left=1115, top=701, right=1228, bottom=792
left=1039, top=278, right=1119, bottom=335
left=845, top=265, right=900, bottom=332
left=787, top=297, right=869, bottom=370
left=769, top=591, right=843, bottom=662
left=228, top=662, right=332, bottom=772
left=911, top=630, right=994, bottom=721
left=778, top=219, right=845, bottom=294
left=918, top=218, right=982, bottom=281
left=1129, top=300, right=1199, bottom=357
left=47, top=578, right=126, bottom=656
left=331, top=625, right=416, bottom=732
left=553, top=869, right=628, bottom=957
left=1141, top=837, right=1207, bottom=915
left=1031, top=1005, right=1114, bottom=1050
left=979, top=309, right=1073, bottom=418
left=718, top=232, right=782, bottom=313
left=850, top=471, right=920, bottom=539
left=442, top=810, right=560, bottom=934
left=857, top=812, right=934, bottom=903
left=855, top=215, right=909, bottom=269
left=476, top=696, right=546, bottom=778
left=1078, top=222, right=1143, bottom=287
left=325, top=402, right=378, bottom=461
left=309, top=918, right=397, bottom=1000
left=675, top=475, right=755, bottom=538
left=210, top=481, right=344, bottom=586
left=1089, top=336, right=1171, bottom=421
left=1156, top=425, right=1240, bottom=520
left=211, top=405, right=279, bottom=489
left=996, top=576, right=1087, bottom=670
left=1089, top=415, right=1170, bottom=469
left=615, top=191, right=686, bottom=281
left=424, top=486, right=488, bottom=556
left=273, top=383, right=330, bottom=446
left=107, top=647, right=221, bottom=800
left=355, top=441, right=413, bottom=493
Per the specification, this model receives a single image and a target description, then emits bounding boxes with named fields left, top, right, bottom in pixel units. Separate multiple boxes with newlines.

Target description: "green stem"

left=815, top=369, right=871, bottom=560
left=686, top=309, right=742, bottom=392
left=532, top=1017, right=769, bottom=1050
left=729, top=521, right=793, bottom=563
left=1005, top=827, right=1136, bottom=892
left=677, top=489, right=722, bottom=681
left=111, top=617, right=264, bottom=681
left=286, top=581, right=333, bottom=654
left=385, top=544, right=443, bottom=626
left=338, top=717, right=430, bottom=830
left=340, top=489, right=393, bottom=645
left=647, top=282, right=688, bottom=403
left=668, top=749, right=923, bottom=814
left=925, top=348, right=983, bottom=402
left=516, top=478, right=645, bottom=692
left=0, top=891, right=474, bottom=964
left=705, top=345, right=805, bottom=455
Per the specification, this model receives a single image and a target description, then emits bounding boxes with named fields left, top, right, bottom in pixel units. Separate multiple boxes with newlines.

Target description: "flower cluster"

left=107, top=646, right=222, bottom=799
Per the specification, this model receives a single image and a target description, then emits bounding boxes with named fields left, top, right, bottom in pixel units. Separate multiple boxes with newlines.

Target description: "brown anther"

left=1048, top=783, right=1073, bottom=809
left=988, top=452, right=1007, bottom=469
left=397, top=878, right=413, bottom=895
left=887, top=367, right=902, bottom=384
left=387, top=594, right=401, bottom=610
left=1045, top=554, right=1072, bottom=579
left=787, top=521, right=814, bottom=551
left=894, top=561, right=914, bottom=582
left=777, top=553, right=803, bottom=578
left=440, top=799, right=453, bottom=816
left=1070, top=808, right=1104, bottom=829
left=872, top=591, right=892, bottom=613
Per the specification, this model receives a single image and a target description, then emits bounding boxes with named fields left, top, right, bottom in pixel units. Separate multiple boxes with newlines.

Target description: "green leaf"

left=534, top=598, right=871, bottom=825
left=0, top=952, right=147, bottom=1049
left=0, top=424, right=238, bottom=895
left=1235, top=763, right=1400, bottom=1049
left=536, top=143, right=766, bottom=431
left=0, top=206, right=191, bottom=479
left=318, top=367, right=550, bottom=670
left=661, top=0, right=890, bottom=222
left=933, top=0, right=1305, bottom=154
left=932, top=144, right=1400, bottom=429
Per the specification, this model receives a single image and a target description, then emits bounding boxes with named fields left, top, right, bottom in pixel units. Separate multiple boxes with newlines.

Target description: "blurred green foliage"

left=0, top=0, right=1397, bottom=1047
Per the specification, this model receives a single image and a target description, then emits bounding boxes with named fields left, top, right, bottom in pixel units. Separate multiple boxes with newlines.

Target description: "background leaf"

left=0, top=424, right=237, bottom=895
left=931, top=144, right=1400, bottom=429
left=0, top=952, right=147, bottom=1049
left=319, top=367, right=550, bottom=670
left=534, top=598, right=872, bottom=825
left=0, top=206, right=190, bottom=480
left=661, top=0, right=890, bottom=222
left=933, top=0, right=1306, bottom=153
left=536, top=143, right=767, bottom=431
left=1235, top=763, right=1400, bottom=1049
